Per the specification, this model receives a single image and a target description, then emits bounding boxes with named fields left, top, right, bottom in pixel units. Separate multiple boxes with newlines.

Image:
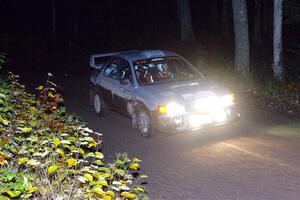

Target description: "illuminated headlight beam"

left=194, top=94, right=234, bottom=112
left=158, top=102, right=186, bottom=117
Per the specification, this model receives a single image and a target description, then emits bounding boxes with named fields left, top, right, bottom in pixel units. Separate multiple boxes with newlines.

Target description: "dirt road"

left=12, top=66, right=300, bottom=200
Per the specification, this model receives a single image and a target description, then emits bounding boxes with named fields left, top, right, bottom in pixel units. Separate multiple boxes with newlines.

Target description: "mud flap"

left=132, top=113, right=138, bottom=129
left=127, top=101, right=138, bottom=129
left=89, top=85, right=95, bottom=106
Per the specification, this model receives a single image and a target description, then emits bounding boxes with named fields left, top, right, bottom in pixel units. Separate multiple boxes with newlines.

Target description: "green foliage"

left=203, top=66, right=300, bottom=101
left=0, top=53, right=5, bottom=70
left=0, top=73, right=148, bottom=199
left=0, top=168, right=36, bottom=199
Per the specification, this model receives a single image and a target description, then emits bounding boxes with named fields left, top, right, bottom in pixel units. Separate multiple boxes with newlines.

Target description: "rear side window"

left=104, top=63, right=118, bottom=79
left=104, top=57, right=132, bottom=82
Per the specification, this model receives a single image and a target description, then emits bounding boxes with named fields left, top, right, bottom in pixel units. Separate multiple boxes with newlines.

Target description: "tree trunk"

left=232, top=0, right=250, bottom=74
left=177, top=0, right=195, bottom=42
left=273, top=0, right=284, bottom=80
left=254, top=0, right=262, bottom=46
left=222, top=0, right=230, bottom=40
left=51, top=0, right=56, bottom=42
left=262, top=0, right=273, bottom=45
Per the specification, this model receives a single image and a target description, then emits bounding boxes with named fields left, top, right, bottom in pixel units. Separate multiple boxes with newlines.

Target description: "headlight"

left=194, top=93, right=234, bottom=112
left=220, top=94, right=234, bottom=107
left=158, top=102, right=186, bottom=116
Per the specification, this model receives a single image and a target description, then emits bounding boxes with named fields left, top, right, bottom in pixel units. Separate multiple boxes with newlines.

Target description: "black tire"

left=137, top=106, right=154, bottom=138
left=93, top=92, right=107, bottom=116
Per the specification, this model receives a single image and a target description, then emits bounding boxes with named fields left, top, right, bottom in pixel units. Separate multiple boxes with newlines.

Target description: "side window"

left=118, top=60, right=132, bottom=82
left=104, top=57, right=133, bottom=82
left=104, top=58, right=120, bottom=79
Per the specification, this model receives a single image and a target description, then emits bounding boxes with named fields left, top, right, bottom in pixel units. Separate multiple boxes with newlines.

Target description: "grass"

left=264, top=122, right=300, bottom=138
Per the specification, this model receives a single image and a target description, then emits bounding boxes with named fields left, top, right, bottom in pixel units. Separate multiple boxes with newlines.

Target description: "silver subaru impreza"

left=89, top=50, right=239, bottom=137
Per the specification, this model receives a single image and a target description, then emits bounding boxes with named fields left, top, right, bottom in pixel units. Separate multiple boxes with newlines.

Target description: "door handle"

left=120, top=87, right=132, bottom=93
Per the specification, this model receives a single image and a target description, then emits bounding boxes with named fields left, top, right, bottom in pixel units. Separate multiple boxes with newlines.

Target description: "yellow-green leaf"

left=36, top=85, right=44, bottom=90
left=85, top=152, right=95, bottom=158
left=130, top=163, right=139, bottom=171
left=0, top=116, right=9, bottom=125
left=18, top=157, right=28, bottom=165
left=26, top=185, right=38, bottom=193
left=27, top=159, right=40, bottom=166
left=67, top=158, right=77, bottom=168
left=7, top=190, right=22, bottom=198
left=67, top=137, right=76, bottom=142
left=105, top=191, right=115, bottom=197
left=53, top=138, right=60, bottom=147
left=98, top=180, right=108, bottom=186
left=48, top=165, right=58, bottom=174
left=135, top=186, right=145, bottom=192
left=133, top=158, right=142, bottom=163
left=95, top=152, right=104, bottom=159
left=79, top=148, right=85, bottom=155
left=121, top=192, right=136, bottom=199
left=22, top=127, right=32, bottom=133
left=83, top=136, right=95, bottom=142
left=88, top=141, right=97, bottom=148
left=115, top=169, right=126, bottom=176
left=56, top=149, right=65, bottom=157
left=94, top=160, right=104, bottom=166
left=18, top=149, right=27, bottom=155
left=103, top=195, right=112, bottom=200
left=84, top=173, right=93, bottom=182
left=29, top=120, right=38, bottom=127
left=92, top=172, right=101, bottom=179
left=48, top=92, right=55, bottom=98
left=140, top=174, right=148, bottom=179
left=23, top=193, right=33, bottom=199
left=0, top=195, right=11, bottom=200
left=93, top=187, right=104, bottom=196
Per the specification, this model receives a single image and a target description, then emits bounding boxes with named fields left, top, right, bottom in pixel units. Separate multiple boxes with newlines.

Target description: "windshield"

left=133, top=56, right=200, bottom=85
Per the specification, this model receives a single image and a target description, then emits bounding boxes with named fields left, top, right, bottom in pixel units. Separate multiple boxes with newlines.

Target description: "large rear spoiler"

left=89, top=52, right=119, bottom=70
left=89, top=50, right=139, bottom=70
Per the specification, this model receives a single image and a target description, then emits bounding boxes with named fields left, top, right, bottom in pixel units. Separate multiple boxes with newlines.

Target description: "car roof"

left=115, top=50, right=179, bottom=62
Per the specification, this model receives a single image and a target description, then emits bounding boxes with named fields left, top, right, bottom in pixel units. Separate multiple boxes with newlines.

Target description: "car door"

left=113, top=58, right=134, bottom=114
left=99, top=58, right=120, bottom=107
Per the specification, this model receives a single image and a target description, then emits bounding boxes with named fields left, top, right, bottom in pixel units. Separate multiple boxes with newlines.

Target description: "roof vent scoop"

left=142, top=50, right=165, bottom=58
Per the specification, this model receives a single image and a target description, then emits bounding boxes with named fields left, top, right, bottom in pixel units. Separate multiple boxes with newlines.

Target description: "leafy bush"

left=0, top=72, right=147, bottom=199
left=0, top=53, right=5, bottom=69
left=201, top=64, right=300, bottom=100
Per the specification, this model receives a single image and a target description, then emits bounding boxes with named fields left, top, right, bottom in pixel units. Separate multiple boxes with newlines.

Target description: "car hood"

left=140, top=78, right=231, bottom=106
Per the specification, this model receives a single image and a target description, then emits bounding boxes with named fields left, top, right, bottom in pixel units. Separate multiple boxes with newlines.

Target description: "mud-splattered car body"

left=89, top=50, right=239, bottom=137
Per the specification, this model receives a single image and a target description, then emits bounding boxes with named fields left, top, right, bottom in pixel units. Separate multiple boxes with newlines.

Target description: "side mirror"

left=120, top=79, right=130, bottom=85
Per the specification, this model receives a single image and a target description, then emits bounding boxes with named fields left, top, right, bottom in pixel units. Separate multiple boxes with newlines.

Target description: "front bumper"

left=155, top=107, right=240, bottom=133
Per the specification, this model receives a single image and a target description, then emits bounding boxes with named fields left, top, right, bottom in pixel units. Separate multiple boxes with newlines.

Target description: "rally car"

left=89, top=50, right=239, bottom=137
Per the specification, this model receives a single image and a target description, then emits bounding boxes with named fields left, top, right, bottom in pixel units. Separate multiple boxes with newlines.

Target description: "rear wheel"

left=137, top=107, right=153, bottom=138
left=93, top=92, right=107, bottom=116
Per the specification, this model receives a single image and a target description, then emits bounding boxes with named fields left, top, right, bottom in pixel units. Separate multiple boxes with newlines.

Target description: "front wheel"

left=137, top=107, right=153, bottom=138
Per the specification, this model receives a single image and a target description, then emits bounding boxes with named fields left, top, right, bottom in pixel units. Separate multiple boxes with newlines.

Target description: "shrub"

left=0, top=72, right=147, bottom=200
